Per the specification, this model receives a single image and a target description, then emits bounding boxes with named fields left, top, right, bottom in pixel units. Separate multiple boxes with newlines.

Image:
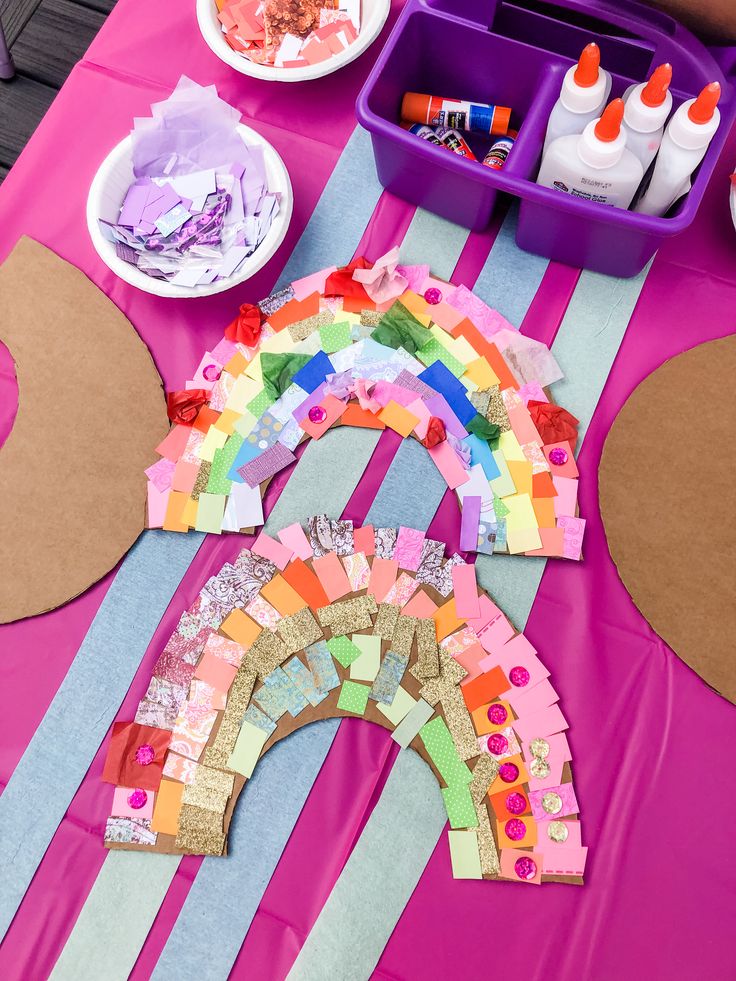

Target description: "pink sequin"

left=487, top=703, right=508, bottom=725
left=134, top=744, right=155, bottom=766
left=203, top=363, right=221, bottom=382
left=505, top=792, right=527, bottom=815
left=487, top=733, right=509, bottom=756
left=505, top=818, right=527, bottom=841
left=127, top=789, right=148, bottom=810
left=549, top=447, right=568, bottom=466
left=499, top=762, right=519, bottom=783
left=308, top=405, right=327, bottom=424
left=514, top=856, right=537, bottom=880
left=424, top=287, right=442, bottom=305
left=509, top=666, right=530, bottom=687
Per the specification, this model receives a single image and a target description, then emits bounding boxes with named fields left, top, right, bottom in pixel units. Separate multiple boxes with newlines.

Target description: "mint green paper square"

left=246, top=389, right=275, bottom=417
left=441, top=783, right=479, bottom=829
left=417, top=338, right=465, bottom=378
left=319, top=320, right=352, bottom=354
left=194, top=493, right=227, bottom=535
left=207, top=433, right=243, bottom=495
left=419, top=716, right=472, bottom=786
left=326, top=635, right=361, bottom=668
left=337, top=680, right=370, bottom=715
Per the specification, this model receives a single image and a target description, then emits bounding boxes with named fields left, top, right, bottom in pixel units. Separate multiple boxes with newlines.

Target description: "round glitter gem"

left=505, top=792, right=527, bottom=815
left=127, top=789, right=148, bottom=810
left=514, top=856, right=538, bottom=881
left=134, top=744, right=155, bottom=766
left=542, top=791, right=563, bottom=815
left=505, top=818, right=527, bottom=841
left=499, top=762, right=519, bottom=783
left=308, top=405, right=327, bottom=424
left=530, top=758, right=550, bottom=779
left=487, top=703, right=508, bottom=725
left=549, top=447, right=568, bottom=466
left=509, top=665, right=530, bottom=687
left=487, top=733, right=509, bottom=756
left=547, top=821, right=569, bottom=843
left=203, top=363, right=221, bottom=382
left=424, top=287, right=442, bottom=305
left=529, top=737, right=550, bottom=759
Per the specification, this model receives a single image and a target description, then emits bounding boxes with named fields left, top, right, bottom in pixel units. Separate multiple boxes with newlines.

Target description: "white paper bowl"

left=86, top=123, right=293, bottom=298
left=196, top=0, right=390, bottom=82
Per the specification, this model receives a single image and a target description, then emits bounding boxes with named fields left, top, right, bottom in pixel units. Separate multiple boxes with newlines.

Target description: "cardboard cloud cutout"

left=0, top=238, right=168, bottom=623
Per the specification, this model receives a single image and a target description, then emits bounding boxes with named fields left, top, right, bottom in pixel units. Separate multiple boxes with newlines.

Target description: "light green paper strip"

left=228, top=720, right=268, bottom=777
left=50, top=853, right=179, bottom=981
left=447, top=829, right=483, bottom=879
left=286, top=749, right=448, bottom=981
left=399, top=208, right=469, bottom=282
left=442, top=782, right=479, bottom=829
left=419, top=716, right=472, bottom=786
left=475, top=263, right=650, bottom=626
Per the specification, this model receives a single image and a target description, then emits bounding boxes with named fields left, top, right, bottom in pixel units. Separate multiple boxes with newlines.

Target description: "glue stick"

left=402, top=92, right=511, bottom=136
left=402, top=122, right=444, bottom=146
left=482, top=131, right=517, bottom=169
left=434, top=126, right=477, bottom=159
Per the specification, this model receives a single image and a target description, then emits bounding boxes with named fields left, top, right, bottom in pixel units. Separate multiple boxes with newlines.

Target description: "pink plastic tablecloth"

left=1, top=0, right=735, bottom=978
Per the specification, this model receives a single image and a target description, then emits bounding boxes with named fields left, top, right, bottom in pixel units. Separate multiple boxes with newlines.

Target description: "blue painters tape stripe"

left=286, top=747, right=447, bottom=981
left=399, top=209, right=469, bottom=282
left=151, top=721, right=340, bottom=981
left=277, top=126, right=383, bottom=287
left=365, top=437, right=448, bottom=532
left=0, top=530, right=204, bottom=941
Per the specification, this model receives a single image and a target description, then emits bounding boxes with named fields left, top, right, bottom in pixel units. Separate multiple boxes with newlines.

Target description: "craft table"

left=0, top=0, right=735, bottom=978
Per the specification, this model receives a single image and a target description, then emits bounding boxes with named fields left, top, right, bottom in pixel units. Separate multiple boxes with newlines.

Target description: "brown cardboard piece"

left=599, top=335, right=736, bottom=703
left=0, top=237, right=168, bottom=623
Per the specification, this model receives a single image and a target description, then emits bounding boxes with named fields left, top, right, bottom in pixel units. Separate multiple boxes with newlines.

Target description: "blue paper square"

left=227, top=439, right=262, bottom=483
left=292, top=351, right=335, bottom=394
left=466, top=434, right=501, bottom=481
left=418, top=361, right=476, bottom=425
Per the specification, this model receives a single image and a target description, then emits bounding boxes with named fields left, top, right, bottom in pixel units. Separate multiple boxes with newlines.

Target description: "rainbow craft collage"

left=0, top=0, right=734, bottom=979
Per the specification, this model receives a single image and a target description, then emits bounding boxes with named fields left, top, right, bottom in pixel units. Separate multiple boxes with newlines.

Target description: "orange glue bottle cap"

left=594, top=98, right=625, bottom=142
left=688, top=82, right=721, bottom=124
left=574, top=43, right=601, bottom=88
left=641, top=63, right=672, bottom=107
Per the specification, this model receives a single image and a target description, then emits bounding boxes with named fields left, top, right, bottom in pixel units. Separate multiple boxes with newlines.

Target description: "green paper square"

left=246, top=389, right=275, bottom=417
left=319, top=320, right=352, bottom=354
left=417, top=338, right=465, bottom=378
left=326, top=635, right=362, bottom=668
left=419, top=716, right=473, bottom=786
left=207, top=433, right=243, bottom=495
left=441, top=783, right=480, bottom=829
left=337, top=680, right=370, bottom=715
left=194, top=493, right=227, bottom=534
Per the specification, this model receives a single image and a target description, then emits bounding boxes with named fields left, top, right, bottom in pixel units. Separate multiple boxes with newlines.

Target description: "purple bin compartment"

left=356, top=9, right=565, bottom=230
left=357, top=0, right=736, bottom=277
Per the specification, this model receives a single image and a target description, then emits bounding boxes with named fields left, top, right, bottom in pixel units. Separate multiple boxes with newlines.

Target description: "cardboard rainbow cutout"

left=104, top=252, right=587, bottom=885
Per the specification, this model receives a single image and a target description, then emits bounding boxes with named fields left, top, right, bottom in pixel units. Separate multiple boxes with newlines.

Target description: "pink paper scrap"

left=452, top=563, right=481, bottom=619
left=277, top=522, right=314, bottom=560
left=428, top=440, right=470, bottom=490
left=251, top=531, right=293, bottom=570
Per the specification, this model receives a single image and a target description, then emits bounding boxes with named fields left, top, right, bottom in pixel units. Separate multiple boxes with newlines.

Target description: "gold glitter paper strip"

left=175, top=804, right=226, bottom=855
left=202, top=664, right=257, bottom=768
left=317, top=595, right=377, bottom=634
left=470, top=389, right=491, bottom=417
left=485, top=385, right=511, bottom=432
left=248, top=628, right=289, bottom=678
left=182, top=765, right=235, bottom=813
left=469, top=754, right=500, bottom=805
left=475, top=802, right=501, bottom=877
left=439, top=685, right=479, bottom=761
left=288, top=310, right=334, bottom=342
left=360, top=310, right=382, bottom=328
left=373, top=602, right=400, bottom=640
left=276, top=607, right=323, bottom=653
left=190, top=461, right=212, bottom=501
left=413, top=618, right=440, bottom=679
left=415, top=649, right=467, bottom=701
left=391, top=615, right=417, bottom=658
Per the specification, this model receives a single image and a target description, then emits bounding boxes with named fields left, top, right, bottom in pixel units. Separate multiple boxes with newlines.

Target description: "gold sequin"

left=318, top=595, right=377, bottom=634
left=288, top=310, right=333, bottom=342
left=470, top=754, right=500, bottom=805
left=175, top=804, right=226, bottom=855
left=542, top=791, right=563, bottom=815
left=529, top=737, right=550, bottom=759
left=439, top=684, right=479, bottom=761
left=475, top=802, right=500, bottom=877
left=417, top=650, right=467, bottom=703
left=547, top=820, right=569, bottom=843
left=248, top=628, right=289, bottom=678
left=276, top=606, right=323, bottom=653
left=373, top=602, right=400, bottom=641
left=391, top=615, right=417, bottom=658
left=182, top=765, right=235, bottom=813
left=530, top=758, right=550, bottom=779
left=485, top=385, right=511, bottom=432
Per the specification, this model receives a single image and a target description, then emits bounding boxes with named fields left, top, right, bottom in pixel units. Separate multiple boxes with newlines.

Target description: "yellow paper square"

left=400, top=290, right=429, bottom=318
left=227, top=373, right=261, bottom=412
left=448, top=334, right=479, bottom=365
left=507, top=526, right=543, bottom=554
left=198, top=426, right=229, bottom=462
left=233, top=410, right=258, bottom=439
left=507, top=460, right=533, bottom=497
left=504, top=493, right=539, bottom=531
left=224, top=351, right=248, bottom=377
left=180, top=495, right=199, bottom=528
left=245, top=354, right=264, bottom=383
left=463, top=357, right=500, bottom=389
left=214, top=409, right=241, bottom=436
left=260, top=330, right=296, bottom=356
left=498, top=430, right=526, bottom=461
left=379, top=400, right=420, bottom=438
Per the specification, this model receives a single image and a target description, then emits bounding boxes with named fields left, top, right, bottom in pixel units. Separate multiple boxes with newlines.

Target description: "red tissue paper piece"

left=528, top=401, right=579, bottom=449
left=101, top=721, right=171, bottom=790
left=325, top=256, right=374, bottom=300
left=421, top=416, right=447, bottom=448
left=166, top=389, right=209, bottom=426
left=225, top=302, right=263, bottom=346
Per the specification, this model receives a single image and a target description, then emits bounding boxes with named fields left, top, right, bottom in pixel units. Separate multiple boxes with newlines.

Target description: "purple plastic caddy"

left=356, top=0, right=736, bottom=277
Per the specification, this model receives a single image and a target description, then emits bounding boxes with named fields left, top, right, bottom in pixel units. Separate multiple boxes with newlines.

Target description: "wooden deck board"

left=11, top=0, right=106, bottom=88
left=0, top=0, right=42, bottom=47
left=0, top=73, right=57, bottom=168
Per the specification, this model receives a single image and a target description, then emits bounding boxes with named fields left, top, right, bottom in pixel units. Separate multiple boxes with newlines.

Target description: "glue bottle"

left=537, top=98, right=643, bottom=209
left=622, top=63, right=673, bottom=170
left=635, top=82, right=721, bottom=217
left=542, top=43, right=612, bottom=155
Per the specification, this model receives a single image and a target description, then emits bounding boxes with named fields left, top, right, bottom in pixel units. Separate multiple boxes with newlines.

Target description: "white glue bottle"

left=622, top=63, right=673, bottom=171
left=635, top=82, right=721, bottom=217
left=542, top=42, right=612, bottom=155
left=537, top=98, right=643, bottom=209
